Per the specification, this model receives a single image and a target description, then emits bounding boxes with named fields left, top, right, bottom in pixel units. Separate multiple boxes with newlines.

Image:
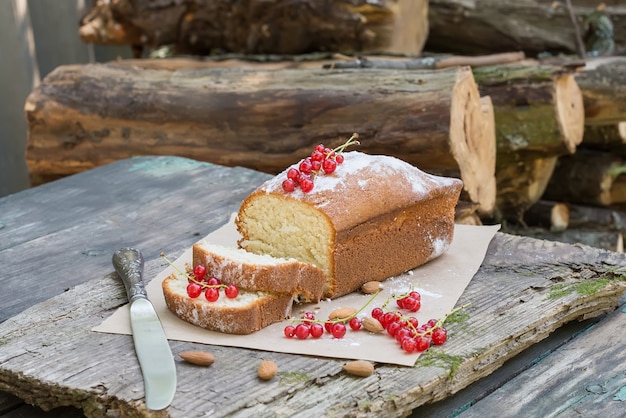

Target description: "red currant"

left=205, top=287, right=219, bottom=302
left=193, top=265, right=206, bottom=279
left=186, top=283, right=202, bottom=298
left=225, top=284, right=239, bottom=299
left=310, top=323, right=324, bottom=338
left=401, top=337, right=417, bottom=353
left=315, top=144, right=326, bottom=153
left=302, top=311, right=316, bottom=323
left=324, top=321, right=334, bottom=333
left=299, top=175, right=314, bottom=193
left=427, top=319, right=438, bottom=328
left=415, top=336, right=431, bottom=352
left=287, top=167, right=300, bottom=181
left=282, top=178, right=296, bottom=192
left=284, top=325, right=296, bottom=338
left=371, top=307, right=384, bottom=320
left=410, top=291, right=421, bottom=301
left=207, top=277, right=221, bottom=286
left=387, top=321, right=402, bottom=337
left=299, top=159, right=313, bottom=175
left=349, top=317, right=362, bottom=331
left=407, top=317, right=419, bottom=329
left=395, top=327, right=411, bottom=343
left=335, top=154, right=344, bottom=164
left=403, top=296, right=420, bottom=312
left=322, top=158, right=337, bottom=174
left=310, top=150, right=325, bottom=162
left=396, top=297, right=406, bottom=309
left=295, top=323, right=311, bottom=339
left=331, top=322, right=347, bottom=338
left=311, top=159, right=322, bottom=171
left=431, top=328, right=448, bottom=345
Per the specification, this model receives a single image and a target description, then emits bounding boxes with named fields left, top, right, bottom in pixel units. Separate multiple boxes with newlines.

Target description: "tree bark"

left=493, top=154, right=558, bottom=222
left=25, top=62, right=496, bottom=214
left=542, top=150, right=626, bottom=206
left=426, top=0, right=626, bottom=56
left=79, top=0, right=430, bottom=56
left=575, top=57, right=626, bottom=126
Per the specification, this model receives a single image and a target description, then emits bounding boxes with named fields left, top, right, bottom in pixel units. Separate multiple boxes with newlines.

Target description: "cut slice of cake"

left=192, top=242, right=327, bottom=302
left=162, top=273, right=293, bottom=335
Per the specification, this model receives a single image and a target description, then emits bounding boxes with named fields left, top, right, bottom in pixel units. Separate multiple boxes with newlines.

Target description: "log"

left=491, top=155, right=559, bottom=223
left=471, top=62, right=584, bottom=220
left=575, top=57, right=626, bottom=126
left=523, top=200, right=570, bottom=232
left=79, top=0, right=430, bottom=56
left=25, top=62, right=496, bottom=214
left=426, top=0, right=626, bottom=56
left=542, top=150, right=626, bottom=206
left=567, top=202, right=626, bottom=232
left=503, top=226, right=624, bottom=253
left=582, top=122, right=626, bottom=148
left=473, top=62, right=584, bottom=155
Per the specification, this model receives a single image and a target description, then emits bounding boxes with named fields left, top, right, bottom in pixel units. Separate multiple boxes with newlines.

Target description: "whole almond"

left=361, top=281, right=383, bottom=294
left=257, top=360, right=278, bottom=381
left=362, top=317, right=385, bottom=333
left=328, top=307, right=357, bottom=320
left=342, top=360, right=375, bottom=377
left=179, top=351, right=215, bottom=366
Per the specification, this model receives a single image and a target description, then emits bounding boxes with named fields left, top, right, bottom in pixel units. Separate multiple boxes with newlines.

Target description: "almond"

left=257, top=360, right=278, bottom=381
left=328, top=307, right=357, bottom=320
left=361, top=281, right=383, bottom=294
left=179, top=351, right=215, bottom=366
left=342, top=360, right=375, bottom=377
left=362, top=317, right=385, bottom=333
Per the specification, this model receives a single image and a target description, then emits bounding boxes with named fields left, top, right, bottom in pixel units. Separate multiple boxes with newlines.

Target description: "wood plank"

left=1, top=156, right=625, bottom=417
left=457, top=303, right=626, bottom=417
left=0, top=156, right=269, bottom=323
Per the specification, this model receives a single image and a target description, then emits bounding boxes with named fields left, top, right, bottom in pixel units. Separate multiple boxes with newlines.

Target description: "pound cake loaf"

left=192, top=242, right=327, bottom=302
left=236, top=151, right=463, bottom=299
left=162, top=273, right=293, bottom=334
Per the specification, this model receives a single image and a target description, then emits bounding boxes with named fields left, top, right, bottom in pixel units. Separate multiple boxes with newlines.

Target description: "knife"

left=113, top=247, right=177, bottom=410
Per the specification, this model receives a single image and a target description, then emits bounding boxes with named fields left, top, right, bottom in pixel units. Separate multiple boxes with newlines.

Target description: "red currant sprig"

left=160, top=253, right=240, bottom=303
left=282, top=133, right=359, bottom=193
left=283, top=289, right=379, bottom=340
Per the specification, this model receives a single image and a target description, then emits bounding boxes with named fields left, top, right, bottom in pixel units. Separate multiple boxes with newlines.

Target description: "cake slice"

left=236, top=151, right=463, bottom=299
left=192, top=242, right=327, bottom=302
left=162, top=273, right=293, bottom=335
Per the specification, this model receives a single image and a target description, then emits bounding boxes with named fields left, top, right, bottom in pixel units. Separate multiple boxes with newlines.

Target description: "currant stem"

left=333, top=133, right=360, bottom=154
left=160, top=252, right=226, bottom=290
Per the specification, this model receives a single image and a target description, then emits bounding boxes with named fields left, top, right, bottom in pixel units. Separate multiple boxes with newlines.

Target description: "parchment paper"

left=94, top=216, right=499, bottom=366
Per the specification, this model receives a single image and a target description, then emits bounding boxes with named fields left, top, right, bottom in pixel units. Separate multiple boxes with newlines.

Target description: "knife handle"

left=113, top=247, right=147, bottom=304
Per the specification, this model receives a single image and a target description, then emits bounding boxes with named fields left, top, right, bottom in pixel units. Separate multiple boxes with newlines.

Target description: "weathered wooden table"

left=1, top=156, right=626, bottom=417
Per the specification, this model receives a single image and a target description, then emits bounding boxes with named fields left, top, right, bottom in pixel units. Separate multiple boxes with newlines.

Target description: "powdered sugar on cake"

left=260, top=151, right=460, bottom=198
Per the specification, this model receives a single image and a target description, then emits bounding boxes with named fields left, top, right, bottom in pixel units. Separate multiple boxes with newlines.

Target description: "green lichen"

left=279, top=370, right=311, bottom=385
left=414, top=349, right=463, bottom=380
left=547, top=277, right=615, bottom=300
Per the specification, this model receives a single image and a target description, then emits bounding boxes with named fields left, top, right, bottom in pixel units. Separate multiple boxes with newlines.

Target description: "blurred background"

left=0, top=0, right=131, bottom=198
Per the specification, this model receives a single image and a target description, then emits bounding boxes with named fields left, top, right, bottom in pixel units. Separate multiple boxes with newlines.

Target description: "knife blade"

left=113, top=247, right=177, bottom=410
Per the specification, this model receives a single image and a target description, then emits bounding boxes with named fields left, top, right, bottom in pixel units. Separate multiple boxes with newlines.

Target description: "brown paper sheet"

left=93, top=216, right=499, bottom=366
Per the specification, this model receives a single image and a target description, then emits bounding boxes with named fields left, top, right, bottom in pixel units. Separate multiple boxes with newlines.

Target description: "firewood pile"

left=24, top=0, right=626, bottom=252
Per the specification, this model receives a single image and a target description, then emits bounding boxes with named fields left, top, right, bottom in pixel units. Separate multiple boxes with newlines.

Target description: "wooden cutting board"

left=1, top=230, right=625, bottom=417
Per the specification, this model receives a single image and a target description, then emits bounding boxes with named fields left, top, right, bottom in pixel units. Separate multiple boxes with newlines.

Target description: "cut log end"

left=555, top=74, right=585, bottom=154
left=449, top=67, right=496, bottom=216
